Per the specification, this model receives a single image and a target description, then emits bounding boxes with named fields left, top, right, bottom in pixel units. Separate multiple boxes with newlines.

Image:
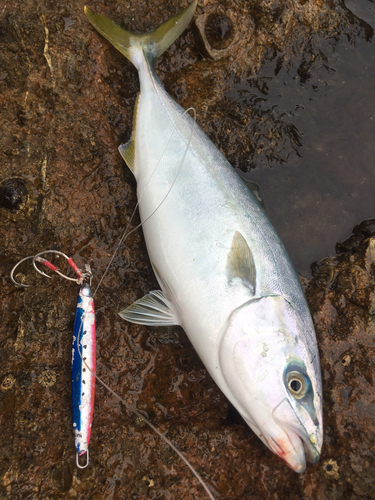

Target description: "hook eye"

left=10, top=255, right=36, bottom=287
left=76, top=449, right=89, bottom=469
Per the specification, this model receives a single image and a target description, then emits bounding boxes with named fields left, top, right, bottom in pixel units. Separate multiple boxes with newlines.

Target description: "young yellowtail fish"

left=85, top=0, right=323, bottom=472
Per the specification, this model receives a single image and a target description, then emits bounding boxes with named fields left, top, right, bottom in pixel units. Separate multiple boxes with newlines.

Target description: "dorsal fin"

left=226, top=231, right=256, bottom=295
left=119, top=94, right=139, bottom=173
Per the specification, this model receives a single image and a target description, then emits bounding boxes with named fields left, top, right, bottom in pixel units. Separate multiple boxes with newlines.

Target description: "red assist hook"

left=33, top=250, right=92, bottom=285
left=10, top=250, right=92, bottom=287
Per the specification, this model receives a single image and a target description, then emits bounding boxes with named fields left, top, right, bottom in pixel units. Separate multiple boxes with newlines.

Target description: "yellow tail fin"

left=85, top=1, right=197, bottom=69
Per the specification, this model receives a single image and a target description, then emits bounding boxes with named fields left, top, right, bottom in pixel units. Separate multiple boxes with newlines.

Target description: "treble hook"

left=10, top=255, right=36, bottom=288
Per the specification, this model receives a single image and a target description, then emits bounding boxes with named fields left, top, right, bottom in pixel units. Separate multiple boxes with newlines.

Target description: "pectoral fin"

left=226, top=231, right=256, bottom=295
left=119, top=290, right=180, bottom=326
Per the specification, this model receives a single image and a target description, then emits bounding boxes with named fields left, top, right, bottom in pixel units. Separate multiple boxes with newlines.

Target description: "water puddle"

left=242, top=0, right=375, bottom=276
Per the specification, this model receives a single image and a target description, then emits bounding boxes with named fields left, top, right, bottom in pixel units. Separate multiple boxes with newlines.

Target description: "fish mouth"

left=264, top=430, right=307, bottom=473
left=244, top=416, right=317, bottom=473
left=271, top=398, right=322, bottom=472
left=268, top=427, right=320, bottom=473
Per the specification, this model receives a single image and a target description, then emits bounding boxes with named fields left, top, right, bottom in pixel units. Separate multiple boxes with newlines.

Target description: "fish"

left=72, top=282, right=96, bottom=468
left=85, top=0, right=323, bottom=472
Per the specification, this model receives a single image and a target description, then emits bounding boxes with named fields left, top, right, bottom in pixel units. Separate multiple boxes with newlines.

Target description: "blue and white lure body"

left=72, top=282, right=96, bottom=468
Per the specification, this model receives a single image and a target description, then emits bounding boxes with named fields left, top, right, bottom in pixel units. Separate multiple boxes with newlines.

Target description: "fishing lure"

left=71, top=280, right=96, bottom=468
left=11, top=251, right=95, bottom=469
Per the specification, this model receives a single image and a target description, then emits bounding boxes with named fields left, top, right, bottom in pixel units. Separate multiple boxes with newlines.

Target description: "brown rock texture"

left=1, top=0, right=374, bottom=498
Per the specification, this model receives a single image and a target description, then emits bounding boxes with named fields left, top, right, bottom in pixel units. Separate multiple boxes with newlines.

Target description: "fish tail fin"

left=84, top=0, right=197, bottom=69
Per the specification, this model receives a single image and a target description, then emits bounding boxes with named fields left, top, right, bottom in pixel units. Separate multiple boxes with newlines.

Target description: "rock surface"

left=1, top=0, right=374, bottom=498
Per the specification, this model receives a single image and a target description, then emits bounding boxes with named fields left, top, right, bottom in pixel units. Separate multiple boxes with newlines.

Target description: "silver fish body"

left=86, top=0, right=323, bottom=472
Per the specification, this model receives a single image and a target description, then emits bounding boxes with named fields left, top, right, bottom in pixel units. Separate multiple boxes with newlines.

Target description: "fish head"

left=218, top=295, right=323, bottom=472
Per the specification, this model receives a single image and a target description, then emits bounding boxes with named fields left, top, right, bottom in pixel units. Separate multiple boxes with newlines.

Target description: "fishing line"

left=93, top=106, right=196, bottom=297
left=76, top=318, right=216, bottom=500
left=76, top=109, right=217, bottom=498
left=10, top=108, right=216, bottom=499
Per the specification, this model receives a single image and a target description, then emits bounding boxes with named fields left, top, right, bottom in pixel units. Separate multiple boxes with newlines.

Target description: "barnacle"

left=0, top=178, right=29, bottom=212
left=195, top=6, right=238, bottom=60
left=204, top=13, right=235, bottom=51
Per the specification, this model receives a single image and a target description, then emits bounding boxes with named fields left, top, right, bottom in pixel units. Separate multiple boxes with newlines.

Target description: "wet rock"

left=0, top=0, right=374, bottom=499
left=306, top=237, right=375, bottom=498
left=336, top=219, right=375, bottom=254
left=248, top=0, right=286, bottom=28
left=51, top=460, right=74, bottom=492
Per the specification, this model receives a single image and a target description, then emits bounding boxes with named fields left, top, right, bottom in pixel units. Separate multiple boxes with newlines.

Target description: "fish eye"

left=286, top=370, right=310, bottom=399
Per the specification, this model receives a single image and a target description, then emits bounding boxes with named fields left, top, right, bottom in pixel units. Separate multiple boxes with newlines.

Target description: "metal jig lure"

left=10, top=251, right=96, bottom=469
left=71, top=278, right=96, bottom=469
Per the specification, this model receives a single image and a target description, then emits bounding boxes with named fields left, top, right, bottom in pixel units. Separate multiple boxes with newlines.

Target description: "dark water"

left=242, top=0, right=375, bottom=277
